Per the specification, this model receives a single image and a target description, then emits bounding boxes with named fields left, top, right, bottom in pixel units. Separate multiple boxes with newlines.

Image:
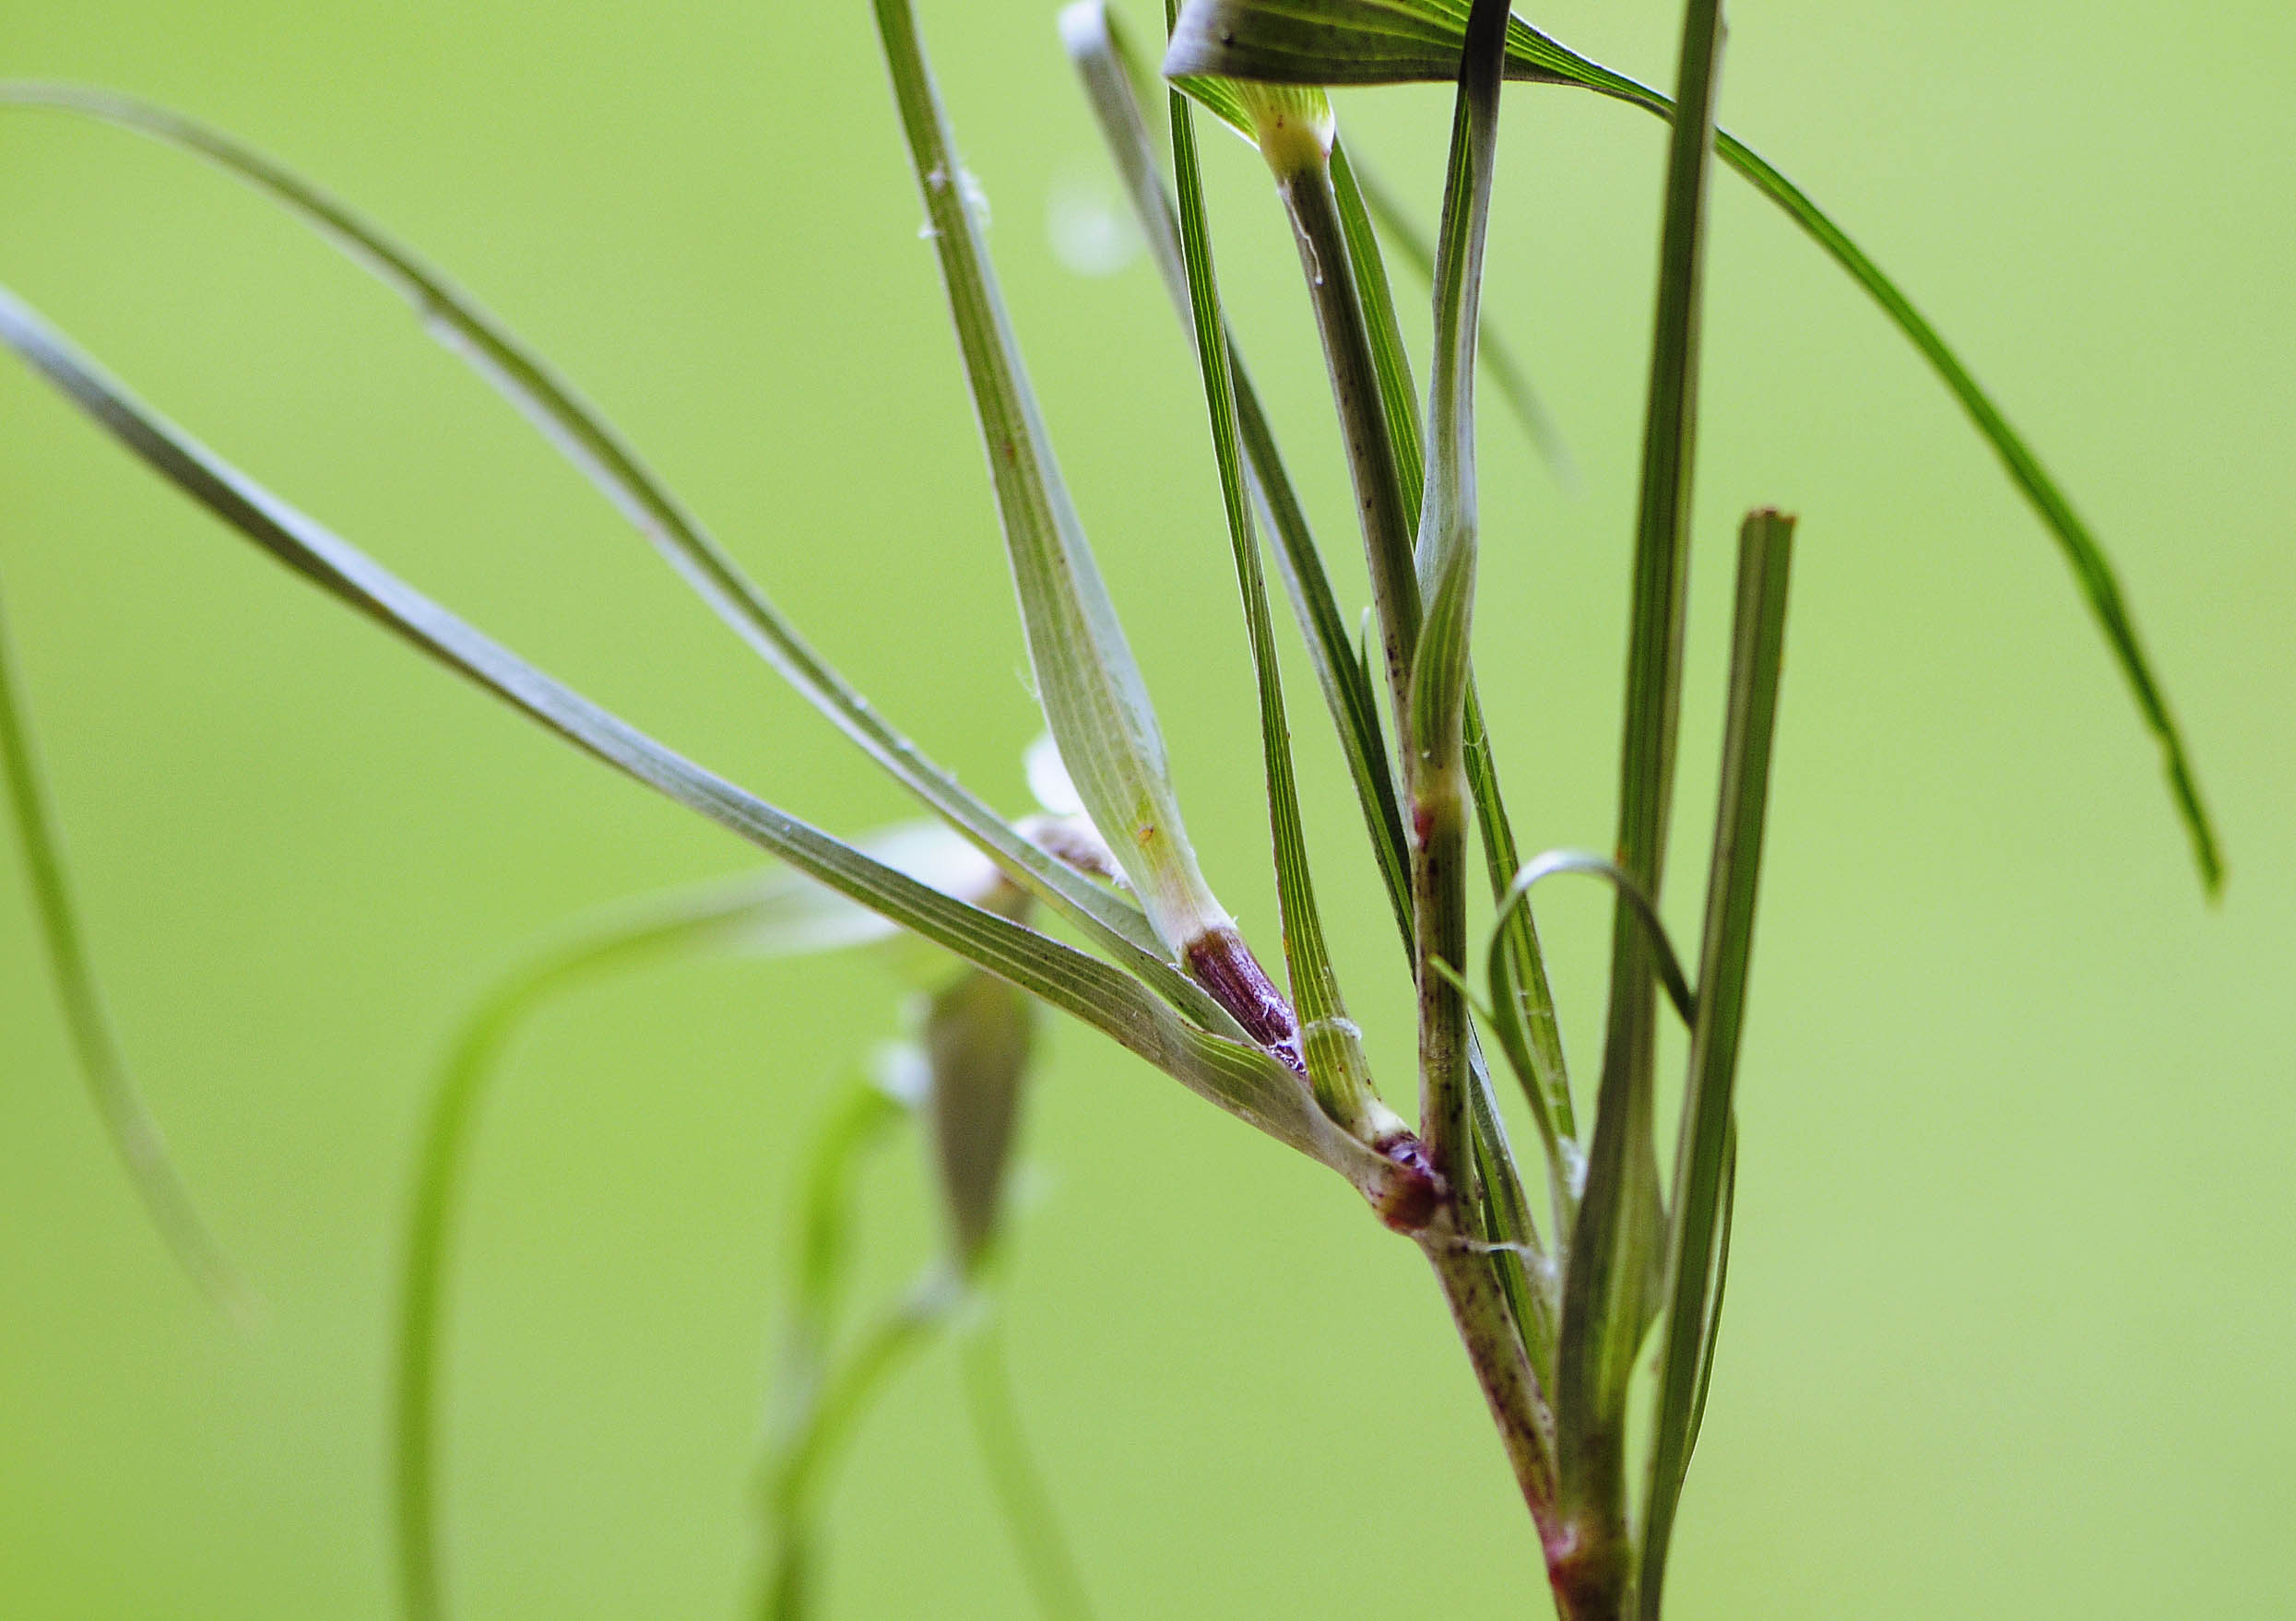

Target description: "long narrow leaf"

left=1640, top=509, right=1793, bottom=1615
left=0, top=580, right=247, bottom=1310
left=1063, top=2, right=1409, bottom=948
left=1163, top=4, right=2221, bottom=893
left=0, top=287, right=1410, bottom=1201
left=870, top=2, right=1273, bottom=1026
left=1163, top=0, right=1376, bottom=1128
left=1341, top=148, right=1574, bottom=487
left=0, top=85, right=1222, bottom=1020
left=1555, top=3, right=1725, bottom=1604
left=958, top=1317, right=1095, bottom=1621
left=396, top=872, right=899, bottom=1620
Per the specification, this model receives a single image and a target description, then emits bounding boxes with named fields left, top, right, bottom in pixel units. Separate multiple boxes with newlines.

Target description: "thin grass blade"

left=1491, top=850, right=1696, bottom=1031
left=0, top=580, right=249, bottom=1312
left=1554, top=3, right=1725, bottom=1605
left=395, top=871, right=902, bottom=1620
left=1160, top=10, right=2222, bottom=893
left=0, top=288, right=1416, bottom=1196
left=959, top=1316, right=1095, bottom=1621
left=1341, top=148, right=1575, bottom=488
left=1640, top=509, right=1793, bottom=1615
left=0, top=84, right=1217, bottom=1012
left=1163, top=0, right=1377, bottom=1130
left=1063, top=2, right=1409, bottom=946
left=870, top=1, right=1275, bottom=1029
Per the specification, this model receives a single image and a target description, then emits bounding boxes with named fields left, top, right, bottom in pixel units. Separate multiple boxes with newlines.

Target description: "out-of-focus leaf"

left=0, top=578, right=247, bottom=1311
left=392, top=871, right=912, bottom=1620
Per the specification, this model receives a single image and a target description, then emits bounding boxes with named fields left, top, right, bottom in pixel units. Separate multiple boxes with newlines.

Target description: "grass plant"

left=0, top=2, right=2226, bottom=1616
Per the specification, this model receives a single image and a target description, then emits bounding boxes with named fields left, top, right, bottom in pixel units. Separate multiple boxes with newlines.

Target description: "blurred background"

left=3, top=1, right=2290, bottom=1615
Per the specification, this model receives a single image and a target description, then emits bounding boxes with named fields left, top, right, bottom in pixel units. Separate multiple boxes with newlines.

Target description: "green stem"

left=1274, top=159, right=1422, bottom=747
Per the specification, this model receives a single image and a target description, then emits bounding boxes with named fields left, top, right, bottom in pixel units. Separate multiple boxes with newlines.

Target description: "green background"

left=4, top=0, right=2290, bottom=1614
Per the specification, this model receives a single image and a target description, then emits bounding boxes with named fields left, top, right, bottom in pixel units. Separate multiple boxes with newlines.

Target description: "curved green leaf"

left=0, top=82, right=1213, bottom=1014
left=0, top=577, right=248, bottom=1311
left=0, top=286, right=1398, bottom=1193
left=1161, top=2, right=2220, bottom=893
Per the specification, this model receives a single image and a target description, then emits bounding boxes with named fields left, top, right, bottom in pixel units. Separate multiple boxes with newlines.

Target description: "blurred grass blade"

left=870, top=1, right=1260, bottom=1002
left=1641, top=509, right=1794, bottom=1615
left=1556, top=3, right=1724, bottom=1604
left=1342, top=148, right=1575, bottom=489
left=395, top=871, right=905, bottom=1621
left=960, top=1316, right=1095, bottom=1621
left=1160, top=11, right=2222, bottom=893
left=1163, top=0, right=1375, bottom=1129
left=925, top=966, right=1038, bottom=1272
left=0, top=86, right=1212, bottom=1015
left=759, top=1071, right=935, bottom=1621
left=0, top=287, right=1418, bottom=1193
left=765, top=1265, right=963, bottom=1621
left=1063, top=2, right=1410, bottom=947
left=0, top=582, right=249, bottom=1313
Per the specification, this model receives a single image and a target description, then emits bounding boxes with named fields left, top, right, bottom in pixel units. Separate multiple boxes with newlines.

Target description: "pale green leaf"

left=0, top=83, right=1211, bottom=1013
left=0, top=287, right=1403, bottom=1194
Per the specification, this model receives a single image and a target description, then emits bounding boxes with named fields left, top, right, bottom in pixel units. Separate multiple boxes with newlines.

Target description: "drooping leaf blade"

left=1640, top=509, right=1794, bottom=1615
left=0, top=83, right=1216, bottom=1015
left=0, top=578, right=248, bottom=1311
left=0, top=286, right=1408, bottom=1199
left=394, top=870, right=906, bottom=1620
